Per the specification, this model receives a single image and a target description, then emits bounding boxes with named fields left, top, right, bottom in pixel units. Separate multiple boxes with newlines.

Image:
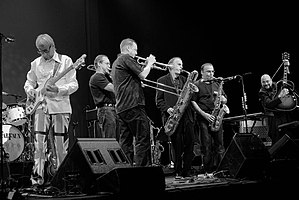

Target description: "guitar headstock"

left=73, top=54, right=87, bottom=70
left=282, top=52, right=290, bottom=61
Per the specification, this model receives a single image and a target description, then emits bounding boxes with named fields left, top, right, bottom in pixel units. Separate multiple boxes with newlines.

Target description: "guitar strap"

left=53, top=54, right=62, bottom=77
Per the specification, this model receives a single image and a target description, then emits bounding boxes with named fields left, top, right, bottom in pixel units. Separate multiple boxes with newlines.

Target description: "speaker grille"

left=50, top=138, right=131, bottom=194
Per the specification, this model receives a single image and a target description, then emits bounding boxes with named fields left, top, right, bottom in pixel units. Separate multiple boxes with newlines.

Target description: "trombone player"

left=155, top=57, right=196, bottom=178
left=111, top=38, right=156, bottom=166
left=88, top=54, right=119, bottom=140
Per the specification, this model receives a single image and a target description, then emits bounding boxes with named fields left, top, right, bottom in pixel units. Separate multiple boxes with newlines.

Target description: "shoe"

left=175, top=173, right=183, bottom=180
left=31, top=175, right=44, bottom=186
left=181, top=170, right=193, bottom=178
left=43, top=186, right=59, bottom=196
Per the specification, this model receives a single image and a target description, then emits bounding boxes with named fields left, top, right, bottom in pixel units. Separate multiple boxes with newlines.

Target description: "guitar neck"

left=51, top=65, right=74, bottom=84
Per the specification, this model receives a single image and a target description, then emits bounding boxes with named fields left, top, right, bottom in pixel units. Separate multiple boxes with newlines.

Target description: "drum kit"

left=1, top=96, right=34, bottom=163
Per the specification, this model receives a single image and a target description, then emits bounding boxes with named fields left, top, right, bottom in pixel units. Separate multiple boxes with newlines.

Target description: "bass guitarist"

left=24, top=33, right=79, bottom=187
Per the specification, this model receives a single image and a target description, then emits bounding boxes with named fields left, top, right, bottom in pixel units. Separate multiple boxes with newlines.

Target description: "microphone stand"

left=0, top=33, right=14, bottom=195
left=0, top=33, right=5, bottom=196
left=240, top=76, right=248, bottom=132
left=239, top=75, right=252, bottom=135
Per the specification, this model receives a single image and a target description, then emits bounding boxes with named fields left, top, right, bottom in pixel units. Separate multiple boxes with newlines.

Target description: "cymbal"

left=2, top=102, right=7, bottom=110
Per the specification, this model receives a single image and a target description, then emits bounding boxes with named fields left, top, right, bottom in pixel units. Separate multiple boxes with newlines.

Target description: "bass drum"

left=1, top=124, right=25, bottom=162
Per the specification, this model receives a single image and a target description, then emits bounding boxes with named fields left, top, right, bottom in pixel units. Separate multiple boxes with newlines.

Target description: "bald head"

left=261, top=74, right=272, bottom=89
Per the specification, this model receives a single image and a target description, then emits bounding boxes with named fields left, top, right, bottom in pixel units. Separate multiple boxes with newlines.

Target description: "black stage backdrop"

left=1, top=0, right=298, bottom=147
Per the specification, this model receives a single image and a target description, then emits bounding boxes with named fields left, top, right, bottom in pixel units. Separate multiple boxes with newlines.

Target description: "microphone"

left=2, top=91, right=22, bottom=98
left=1, top=33, right=15, bottom=43
left=202, top=77, right=223, bottom=82
left=5, top=36, right=15, bottom=43
left=207, top=76, right=239, bottom=82
left=203, top=72, right=253, bottom=82
left=222, top=72, right=253, bottom=81
left=2, top=91, right=9, bottom=96
left=242, top=72, right=253, bottom=76
left=222, top=75, right=239, bottom=81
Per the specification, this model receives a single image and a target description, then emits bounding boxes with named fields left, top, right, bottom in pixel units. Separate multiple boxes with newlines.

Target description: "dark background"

left=1, top=0, right=298, bottom=147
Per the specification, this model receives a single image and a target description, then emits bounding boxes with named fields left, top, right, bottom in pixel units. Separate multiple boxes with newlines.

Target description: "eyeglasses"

left=101, top=61, right=110, bottom=65
left=37, top=45, right=51, bottom=55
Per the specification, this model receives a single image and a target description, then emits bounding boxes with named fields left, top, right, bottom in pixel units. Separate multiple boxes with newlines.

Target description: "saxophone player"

left=155, top=57, right=196, bottom=179
left=191, top=63, right=227, bottom=174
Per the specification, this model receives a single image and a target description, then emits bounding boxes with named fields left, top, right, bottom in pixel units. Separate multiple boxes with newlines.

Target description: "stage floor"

left=2, top=160, right=299, bottom=200
left=3, top=167, right=298, bottom=200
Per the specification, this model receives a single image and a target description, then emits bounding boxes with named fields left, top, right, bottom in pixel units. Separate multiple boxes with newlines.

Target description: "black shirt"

left=89, top=72, right=115, bottom=107
left=111, top=54, right=144, bottom=114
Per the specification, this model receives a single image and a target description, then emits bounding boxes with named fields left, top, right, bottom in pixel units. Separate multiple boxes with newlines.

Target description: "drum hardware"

left=2, top=102, right=7, bottom=110
left=5, top=103, right=28, bottom=127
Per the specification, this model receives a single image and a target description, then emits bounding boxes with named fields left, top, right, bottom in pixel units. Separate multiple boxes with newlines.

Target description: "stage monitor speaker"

left=50, top=138, right=131, bottom=194
left=269, top=134, right=299, bottom=161
left=96, top=166, right=165, bottom=197
left=217, top=133, right=271, bottom=180
left=267, top=134, right=299, bottom=181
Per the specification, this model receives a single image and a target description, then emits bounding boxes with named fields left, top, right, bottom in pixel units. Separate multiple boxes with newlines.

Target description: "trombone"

left=135, top=56, right=172, bottom=71
left=87, top=64, right=112, bottom=73
left=142, top=69, right=196, bottom=96
left=87, top=64, right=96, bottom=71
left=142, top=79, right=181, bottom=97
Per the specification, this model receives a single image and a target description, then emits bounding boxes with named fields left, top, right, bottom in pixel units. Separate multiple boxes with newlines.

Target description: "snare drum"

left=6, top=104, right=27, bottom=126
left=1, top=124, right=25, bottom=162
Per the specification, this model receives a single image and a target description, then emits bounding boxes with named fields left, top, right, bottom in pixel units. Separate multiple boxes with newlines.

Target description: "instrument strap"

left=53, top=54, right=62, bottom=77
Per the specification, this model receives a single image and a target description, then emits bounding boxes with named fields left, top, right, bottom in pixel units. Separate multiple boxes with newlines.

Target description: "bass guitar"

left=25, top=54, right=86, bottom=115
left=274, top=52, right=297, bottom=111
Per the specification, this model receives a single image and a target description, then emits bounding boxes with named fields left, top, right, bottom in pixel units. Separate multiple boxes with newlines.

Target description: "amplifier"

left=239, top=119, right=272, bottom=146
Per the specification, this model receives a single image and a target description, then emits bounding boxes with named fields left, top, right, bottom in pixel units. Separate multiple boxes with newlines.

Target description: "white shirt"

left=24, top=52, right=79, bottom=114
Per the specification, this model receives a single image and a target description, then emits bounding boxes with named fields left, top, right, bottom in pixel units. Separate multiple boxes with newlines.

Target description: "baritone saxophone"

left=164, top=70, right=199, bottom=136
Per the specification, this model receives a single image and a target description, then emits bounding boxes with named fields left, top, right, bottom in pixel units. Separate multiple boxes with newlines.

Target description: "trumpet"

left=135, top=56, right=172, bottom=71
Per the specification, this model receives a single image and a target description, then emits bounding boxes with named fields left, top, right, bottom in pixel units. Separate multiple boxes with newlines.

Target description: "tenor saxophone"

left=210, top=80, right=230, bottom=132
left=164, top=70, right=199, bottom=136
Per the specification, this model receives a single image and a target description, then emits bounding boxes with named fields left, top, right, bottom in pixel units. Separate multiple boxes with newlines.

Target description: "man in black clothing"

left=89, top=54, right=119, bottom=140
left=155, top=57, right=196, bottom=178
left=191, top=63, right=228, bottom=173
left=111, top=38, right=156, bottom=166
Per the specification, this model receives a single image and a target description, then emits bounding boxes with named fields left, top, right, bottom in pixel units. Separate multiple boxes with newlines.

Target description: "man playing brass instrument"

left=191, top=63, right=227, bottom=173
left=89, top=54, right=119, bottom=140
left=111, top=38, right=156, bottom=166
left=155, top=57, right=196, bottom=178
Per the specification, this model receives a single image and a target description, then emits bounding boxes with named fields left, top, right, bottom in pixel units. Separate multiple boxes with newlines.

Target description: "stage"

left=2, top=134, right=299, bottom=200
left=2, top=161, right=299, bottom=200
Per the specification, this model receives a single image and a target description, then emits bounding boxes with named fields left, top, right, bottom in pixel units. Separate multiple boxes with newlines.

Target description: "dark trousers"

left=197, top=120, right=225, bottom=173
left=118, top=106, right=151, bottom=166
left=171, top=116, right=195, bottom=176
